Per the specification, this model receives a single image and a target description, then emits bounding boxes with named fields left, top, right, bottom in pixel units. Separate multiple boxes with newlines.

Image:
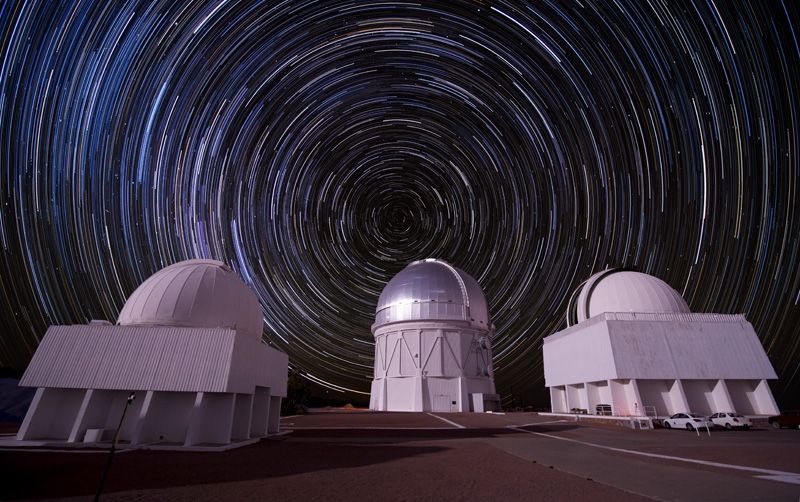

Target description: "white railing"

left=603, top=312, right=746, bottom=323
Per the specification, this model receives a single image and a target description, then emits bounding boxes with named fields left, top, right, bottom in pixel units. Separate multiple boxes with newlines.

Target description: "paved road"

left=488, top=424, right=800, bottom=501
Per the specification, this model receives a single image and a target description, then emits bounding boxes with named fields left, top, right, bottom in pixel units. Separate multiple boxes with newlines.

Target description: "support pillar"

left=131, top=390, right=155, bottom=445
left=16, top=388, right=46, bottom=440
left=67, top=389, right=95, bottom=442
left=671, top=380, right=690, bottom=414
left=753, top=380, right=780, bottom=415
left=411, top=372, right=423, bottom=411
left=711, top=380, right=735, bottom=412
left=630, top=380, right=644, bottom=416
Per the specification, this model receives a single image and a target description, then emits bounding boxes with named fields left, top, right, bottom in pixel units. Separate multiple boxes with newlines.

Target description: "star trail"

left=1, top=1, right=798, bottom=406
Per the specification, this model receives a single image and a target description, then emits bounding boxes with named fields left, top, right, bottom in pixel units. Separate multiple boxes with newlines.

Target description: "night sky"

left=1, top=1, right=798, bottom=407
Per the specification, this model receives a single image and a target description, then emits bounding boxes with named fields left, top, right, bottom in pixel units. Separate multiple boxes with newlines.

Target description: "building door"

left=433, top=394, right=453, bottom=412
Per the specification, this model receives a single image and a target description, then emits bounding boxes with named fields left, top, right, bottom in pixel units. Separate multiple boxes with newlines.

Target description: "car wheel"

left=686, top=423, right=694, bottom=431
left=725, top=423, right=732, bottom=430
left=664, top=422, right=671, bottom=429
left=772, top=421, right=781, bottom=429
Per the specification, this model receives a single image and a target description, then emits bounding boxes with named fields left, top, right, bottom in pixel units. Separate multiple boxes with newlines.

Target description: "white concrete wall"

left=565, top=384, right=587, bottom=411
left=385, top=377, right=416, bottom=411
left=227, top=335, right=288, bottom=397
left=231, top=393, right=253, bottom=441
left=20, top=325, right=289, bottom=400
left=68, top=389, right=129, bottom=442
left=118, top=391, right=146, bottom=442
left=586, top=381, right=612, bottom=413
left=134, top=391, right=195, bottom=444
left=544, top=314, right=780, bottom=416
left=635, top=379, right=675, bottom=416
left=726, top=379, right=759, bottom=414
left=425, top=377, right=458, bottom=412
left=250, top=387, right=271, bottom=438
left=725, top=379, right=779, bottom=415
left=17, top=388, right=85, bottom=440
left=607, top=318, right=778, bottom=380
left=267, top=396, right=281, bottom=434
left=550, top=386, right=567, bottom=413
left=682, top=380, right=715, bottom=415
left=370, top=321, right=495, bottom=412
left=543, top=319, right=615, bottom=387
left=185, top=392, right=234, bottom=446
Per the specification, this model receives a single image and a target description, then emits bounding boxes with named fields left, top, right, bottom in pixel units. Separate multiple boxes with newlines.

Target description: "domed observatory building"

left=369, top=259, right=499, bottom=412
left=16, top=260, right=288, bottom=449
left=543, top=269, right=780, bottom=419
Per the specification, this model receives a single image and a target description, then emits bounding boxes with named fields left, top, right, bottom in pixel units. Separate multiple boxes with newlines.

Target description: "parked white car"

left=663, top=413, right=712, bottom=430
left=709, top=412, right=751, bottom=429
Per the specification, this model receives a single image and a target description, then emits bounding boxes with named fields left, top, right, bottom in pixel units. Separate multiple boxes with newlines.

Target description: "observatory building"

left=15, top=259, right=288, bottom=449
left=369, top=259, right=499, bottom=412
left=543, top=269, right=780, bottom=418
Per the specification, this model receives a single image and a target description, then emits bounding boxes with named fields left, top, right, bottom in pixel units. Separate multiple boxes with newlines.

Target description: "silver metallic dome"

left=374, top=259, right=490, bottom=330
left=567, top=269, right=690, bottom=326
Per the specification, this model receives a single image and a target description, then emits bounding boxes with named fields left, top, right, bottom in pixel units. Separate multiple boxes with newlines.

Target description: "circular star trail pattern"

left=1, top=1, right=799, bottom=405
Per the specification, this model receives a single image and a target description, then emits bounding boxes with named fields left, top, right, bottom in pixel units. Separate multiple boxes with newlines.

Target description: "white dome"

left=568, top=269, right=690, bottom=325
left=374, top=259, right=490, bottom=330
left=118, top=259, right=263, bottom=337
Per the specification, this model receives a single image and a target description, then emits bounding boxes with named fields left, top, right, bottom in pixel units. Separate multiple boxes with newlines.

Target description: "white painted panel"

left=386, top=336, right=402, bottom=377
left=118, top=392, right=146, bottom=442
left=185, top=392, right=233, bottom=445
left=608, top=319, right=777, bottom=380
left=403, top=331, right=420, bottom=362
left=137, top=391, right=195, bottom=444
left=385, top=377, right=416, bottom=411
left=268, top=396, right=281, bottom=433
left=231, top=393, right=252, bottom=441
left=18, top=388, right=84, bottom=440
left=400, top=336, right=417, bottom=375
left=441, top=334, right=462, bottom=376
left=227, top=334, right=288, bottom=396
left=425, top=377, right=458, bottom=412
left=70, top=389, right=128, bottom=442
left=20, top=326, right=235, bottom=392
left=543, top=319, right=616, bottom=386
left=608, top=380, right=632, bottom=415
left=250, top=387, right=270, bottom=438
left=423, top=337, right=443, bottom=376
left=369, top=379, right=384, bottom=410
left=597, top=381, right=612, bottom=408
left=550, top=387, right=567, bottom=413
left=566, top=384, right=586, bottom=411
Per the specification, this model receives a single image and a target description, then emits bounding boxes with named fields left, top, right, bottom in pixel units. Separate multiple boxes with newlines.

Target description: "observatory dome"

left=117, top=259, right=263, bottom=337
left=374, top=259, right=489, bottom=330
left=568, top=269, right=690, bottom=325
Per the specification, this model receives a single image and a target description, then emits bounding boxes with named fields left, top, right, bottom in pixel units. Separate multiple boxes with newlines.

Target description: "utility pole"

left=95, top=391, right=136, bottom=502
